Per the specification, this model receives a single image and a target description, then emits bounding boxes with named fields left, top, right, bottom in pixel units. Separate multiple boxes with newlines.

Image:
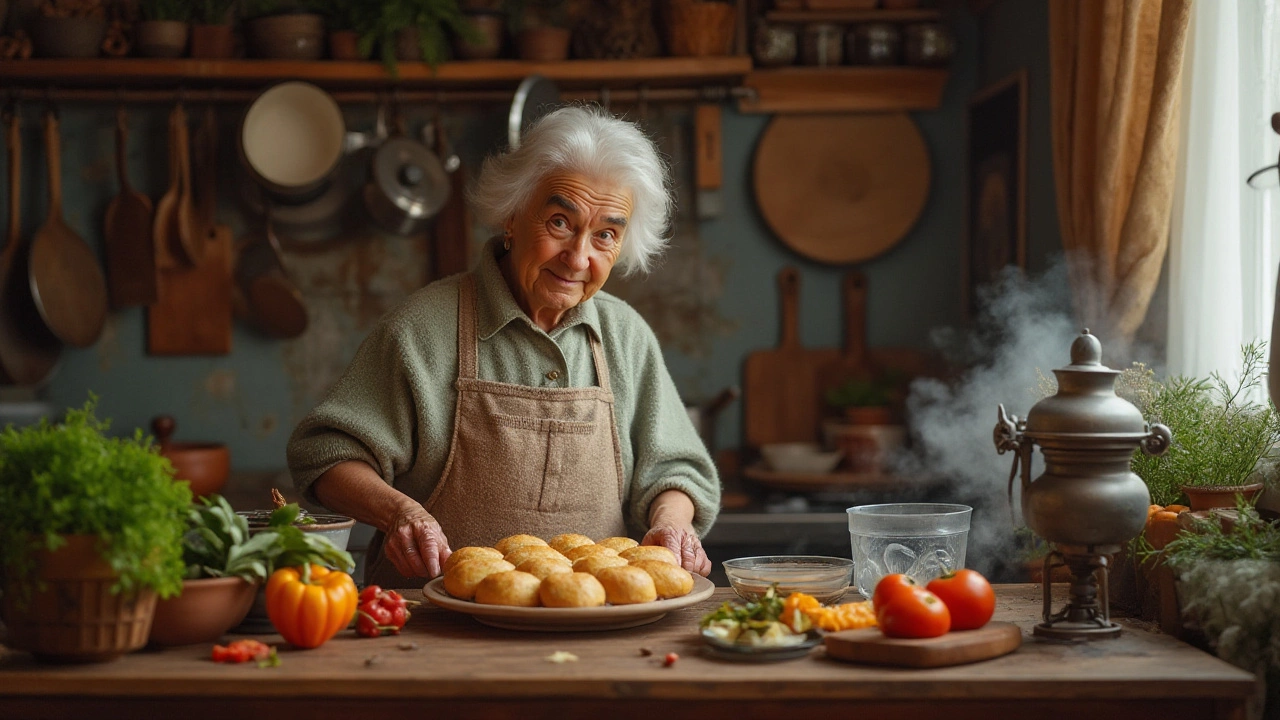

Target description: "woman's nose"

left=562, top=237, right=591, bottom=270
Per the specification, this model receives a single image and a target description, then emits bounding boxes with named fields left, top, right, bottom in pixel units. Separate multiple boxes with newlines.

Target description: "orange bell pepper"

left=266, top=564, right=358, bottom=649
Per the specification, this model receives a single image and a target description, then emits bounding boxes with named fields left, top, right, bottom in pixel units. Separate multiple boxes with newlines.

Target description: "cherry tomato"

left=359, top=585, right=384, bottom=604
left=876, top=587, right=951, bottom=639
left=927, top=569, right=996, bottom=631
left=871, top=573, right=919, bottom=611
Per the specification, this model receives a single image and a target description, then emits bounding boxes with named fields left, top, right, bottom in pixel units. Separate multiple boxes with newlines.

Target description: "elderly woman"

left=287, top=106, right=719, bottom=588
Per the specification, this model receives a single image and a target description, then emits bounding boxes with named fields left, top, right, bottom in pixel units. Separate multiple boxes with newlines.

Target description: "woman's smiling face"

left=503, top=172, right=632, bottom=332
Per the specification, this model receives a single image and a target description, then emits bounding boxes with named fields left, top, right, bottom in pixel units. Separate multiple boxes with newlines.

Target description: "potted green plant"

left=503, top=0, right=572, bottom=60
left=31, top=0, right=107, bottom=58
left=0, top=397, right=192, bottom=663
left=309, top=0, right=378, bottom=59
left=190, top=0, right=237, bottom=58
left=820, top=373, right=906, bottom=473
left=242, top=0, right=326, bottom=60
left=360, top=0, right=474, bottom=72
left=135, top=0, right=189, bottom=57
left=1125, top=343, right=1280, bottom=511
left=148, top=494, right=354, bottom=646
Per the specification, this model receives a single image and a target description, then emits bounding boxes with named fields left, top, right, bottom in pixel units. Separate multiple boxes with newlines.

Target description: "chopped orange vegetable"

left=1164, top=504, right=1189, bottom=514
left=784, top=592, right=877, bottom=632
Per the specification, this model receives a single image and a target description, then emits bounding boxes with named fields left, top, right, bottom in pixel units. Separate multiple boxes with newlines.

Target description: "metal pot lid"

left=508, top=74, right=561, bottom=150
left=371, top=136, right=449, bottom=219
left=1024, top=330, right=1150, bottom=437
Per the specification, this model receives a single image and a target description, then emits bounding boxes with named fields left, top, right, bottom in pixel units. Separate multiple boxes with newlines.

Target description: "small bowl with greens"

left=237, top=488, right=355, bottom=552
left=699, top=585, right=821, bottom=662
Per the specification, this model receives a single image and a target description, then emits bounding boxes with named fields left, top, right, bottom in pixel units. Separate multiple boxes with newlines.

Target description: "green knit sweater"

left=286, top=240, right=721, bottom=537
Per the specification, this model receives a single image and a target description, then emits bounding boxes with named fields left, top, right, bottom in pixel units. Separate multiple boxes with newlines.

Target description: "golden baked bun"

left=474, top=570, right=543, bottom=607
left=597, top=536, right=639, bottom=553
left=539, top=572, right=608, bottom=608
left=596, top=565, right=658, bottom=605
left=443, top=558, right=515, bottom=600
left=564, top=544, right=618, bottom=562
left=493, top=534, right=547, bottom=555
left=504, top=544, right=567, bottom=568
left=572, top=554, right=629, bottom=576
left=548, top=533, right=595, bottom=554
left=631, top=559, right=695, bottom=598
left=443, top=546, right=505, bottom=574
left=620, top=545, right=679, bottom=566
left=517, top=557, right=574, bottom=580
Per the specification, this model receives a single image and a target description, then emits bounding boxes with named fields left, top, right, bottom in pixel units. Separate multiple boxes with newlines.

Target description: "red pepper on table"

left=212, top=639, right=278, bottom=666
left=356, top=585, right=411, bottom=638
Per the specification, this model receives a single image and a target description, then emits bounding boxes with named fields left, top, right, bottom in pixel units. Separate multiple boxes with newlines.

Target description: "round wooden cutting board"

left=752, top=113, right=930, bottom=265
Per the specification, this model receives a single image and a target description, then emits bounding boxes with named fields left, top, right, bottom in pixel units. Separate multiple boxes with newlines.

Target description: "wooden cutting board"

left=824, top=622, right=1023, bottom=668
left=743, top=267, right=839, bottom=448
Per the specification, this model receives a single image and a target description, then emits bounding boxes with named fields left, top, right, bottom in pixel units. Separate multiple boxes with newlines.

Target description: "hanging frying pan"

left=752, top=113, right=930, bottom=265
left=508, top=75, right=561, bottom=150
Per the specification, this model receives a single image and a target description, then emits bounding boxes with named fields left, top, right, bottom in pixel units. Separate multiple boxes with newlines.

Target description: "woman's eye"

left=597, top=230, right=616, bottom=245
left=549, top=217, right=569, bottom=230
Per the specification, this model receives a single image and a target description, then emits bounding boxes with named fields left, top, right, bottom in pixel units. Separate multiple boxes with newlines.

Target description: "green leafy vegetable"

left=183, top=495, right=354, bottom=583
left=0, top=396, right=192, bottom=602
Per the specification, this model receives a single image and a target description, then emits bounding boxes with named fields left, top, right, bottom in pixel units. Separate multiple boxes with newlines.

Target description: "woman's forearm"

left=647, top=489, right=697, bottom=529
left=312, top=460, right=423, bottom=533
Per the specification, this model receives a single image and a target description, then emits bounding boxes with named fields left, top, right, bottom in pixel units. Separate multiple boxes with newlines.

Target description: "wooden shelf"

left=738, top=66, right=949, bottom=113
left=765, top=9, right=942, bottom=23
left=0, top=57, right=753, bottom=90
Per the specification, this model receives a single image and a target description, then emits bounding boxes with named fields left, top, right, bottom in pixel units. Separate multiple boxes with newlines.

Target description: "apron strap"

left=457, top=274, right=479, bottom=380
left=588, top=332, right=611, bottom=393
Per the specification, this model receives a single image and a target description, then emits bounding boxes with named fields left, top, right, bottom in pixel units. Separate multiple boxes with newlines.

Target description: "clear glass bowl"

left=846, top=503, right=972, bottom=597
left=722, top=555, right=854, bottom=605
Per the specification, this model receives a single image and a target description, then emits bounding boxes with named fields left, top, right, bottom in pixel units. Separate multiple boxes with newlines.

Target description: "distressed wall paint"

left=5, top=12, right=980, bottom=469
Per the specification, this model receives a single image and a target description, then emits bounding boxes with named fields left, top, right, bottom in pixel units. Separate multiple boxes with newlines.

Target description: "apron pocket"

left=537, top=418, right=596, bottom=513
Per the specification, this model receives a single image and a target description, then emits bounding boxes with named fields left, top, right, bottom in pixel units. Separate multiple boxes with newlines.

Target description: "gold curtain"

left=1049, top=0, right=1192, bottom=339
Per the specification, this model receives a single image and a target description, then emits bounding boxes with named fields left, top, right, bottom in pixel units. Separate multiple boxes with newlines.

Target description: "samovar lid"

left=1024, top=329, right=1149, bottom=437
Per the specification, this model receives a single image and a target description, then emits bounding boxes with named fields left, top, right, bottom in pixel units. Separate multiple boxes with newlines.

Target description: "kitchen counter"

left=0, top=584, right=1254, bottom=719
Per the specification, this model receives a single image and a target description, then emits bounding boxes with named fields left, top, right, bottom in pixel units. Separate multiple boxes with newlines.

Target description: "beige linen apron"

left=365, top=274, right=627, bottom=587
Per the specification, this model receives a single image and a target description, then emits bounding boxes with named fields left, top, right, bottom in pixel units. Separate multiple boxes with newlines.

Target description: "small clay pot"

left=395, top=27, right=423, bottom=61
left=190, top=23, right=235, bottom=59
left=135, top=20, right=189, bottom=58
left=842, top=405, right=894, bottom=425
left=152, top=415, right=230, bottom=498
left=328, top=29, right=363, bottom=60
left=516, top=26, right=571, bottom=61
left=248, top=13, right=325, bottom=60
left=1180, top=483, right=1265, bottom=512
left=32, top=15, right=106, bottom=58
left=148, top=577, right=259, bottom=647
left=454, top=11, right=504, bottom=60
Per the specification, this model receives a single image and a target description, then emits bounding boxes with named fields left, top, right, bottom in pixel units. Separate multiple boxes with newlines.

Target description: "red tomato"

left=876, top=587, right=951, bottom=639
left=871, top=573, right=919, bottom=611
left=926, top=569, right=996, bottom=631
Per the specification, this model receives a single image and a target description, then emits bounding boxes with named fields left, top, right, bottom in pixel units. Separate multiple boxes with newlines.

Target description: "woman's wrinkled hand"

left=385, top=507, right=452, bottom=579
left=642, top=523, right=711, bottom=577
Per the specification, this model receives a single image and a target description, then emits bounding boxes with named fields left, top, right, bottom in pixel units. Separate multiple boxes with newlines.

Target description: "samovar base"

left=1033, top=620, right=1122, bottom=640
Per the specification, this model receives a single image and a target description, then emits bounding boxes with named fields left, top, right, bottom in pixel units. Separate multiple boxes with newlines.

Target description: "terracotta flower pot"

left=248, top=13, right=325, bottom=60
left=516, top=26, right=571, bottom=61
left=148, top=577, right=259, bottom=647
left=842, top=405, right=894, bottom=425
left=328, top=29, right=363, bottom=60
left=395, top=27, right=423, bottom=61
left=31, top=15, right=106, bottom=58
left=190, top=24, right=235, bottom=59
left=1180, top=483, right=1265, bottom=512
left=2, top=535, right=157, bottom=663
left=664, top=0, right=735, bottom=57
left=454, top=12, right=504, bottom=60
left=135, top=20, right=189, bottom=58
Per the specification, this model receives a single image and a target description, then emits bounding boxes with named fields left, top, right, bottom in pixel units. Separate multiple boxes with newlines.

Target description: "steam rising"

left=899, top=261, right=1084, bottom=578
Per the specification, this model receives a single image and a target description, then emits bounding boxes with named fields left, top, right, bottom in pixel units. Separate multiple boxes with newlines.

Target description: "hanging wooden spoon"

left=103, top=106, right=157, bottom=308
left=0, top=108, right=60, bottom=385
left=28, top=108, right=108, bottom=348
left=173, top=106, right=203, bottom=265
left=152, top=105, right=181, bottom=271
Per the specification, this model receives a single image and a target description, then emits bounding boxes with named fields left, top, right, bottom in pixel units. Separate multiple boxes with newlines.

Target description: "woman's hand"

left=384, top=506, right=452, bottom=579
left=642, top=522, right=711, bottom=577
left=644, top=489, right=711, bottom=576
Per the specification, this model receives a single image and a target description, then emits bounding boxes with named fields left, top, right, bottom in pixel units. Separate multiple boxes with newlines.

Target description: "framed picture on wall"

left=963, top=70, right=1027, bottom=318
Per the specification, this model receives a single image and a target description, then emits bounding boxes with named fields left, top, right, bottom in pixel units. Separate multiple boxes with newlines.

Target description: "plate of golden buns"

left=423, top=533, right=715, bottom=631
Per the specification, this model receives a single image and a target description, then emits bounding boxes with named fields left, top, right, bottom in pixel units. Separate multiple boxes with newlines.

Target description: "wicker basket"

left=665, top=0, right=736, bottom=57
left=2, top=535, right=157, bottom=663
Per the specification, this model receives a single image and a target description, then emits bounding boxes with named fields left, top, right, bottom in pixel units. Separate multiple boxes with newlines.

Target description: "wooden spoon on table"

left=28, top=109, right=108, bottom=348
left=103, top=106, right=156, bottom=308
left=0, top=108, right=60, bottom=385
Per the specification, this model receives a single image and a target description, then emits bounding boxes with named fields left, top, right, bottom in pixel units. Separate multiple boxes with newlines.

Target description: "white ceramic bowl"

left=761, top=442, right=843, bottom=474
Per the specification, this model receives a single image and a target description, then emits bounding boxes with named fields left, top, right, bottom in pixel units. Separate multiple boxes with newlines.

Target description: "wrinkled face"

left=503, top=172, right=632, bottom=330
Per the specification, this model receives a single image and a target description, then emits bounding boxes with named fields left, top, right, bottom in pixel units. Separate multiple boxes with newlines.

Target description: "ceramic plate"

left=423, top=575, right=715, bottom=632
left=700, top=629, right=823, bottom=662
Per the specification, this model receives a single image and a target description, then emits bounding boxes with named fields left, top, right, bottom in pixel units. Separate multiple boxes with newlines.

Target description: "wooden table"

left=0, top=584, right=1255, bottom=720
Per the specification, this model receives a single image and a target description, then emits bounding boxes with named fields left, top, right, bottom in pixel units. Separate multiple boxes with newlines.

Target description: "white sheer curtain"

left=1167, top=0, right=1280, bottom=381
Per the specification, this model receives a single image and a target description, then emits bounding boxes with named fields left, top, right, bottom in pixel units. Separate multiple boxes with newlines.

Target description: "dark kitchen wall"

left=2, top=12, right=981, bottom=471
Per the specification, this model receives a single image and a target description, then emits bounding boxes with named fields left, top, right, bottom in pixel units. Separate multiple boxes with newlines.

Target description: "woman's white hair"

left=469, top=104, right=673, bottom=275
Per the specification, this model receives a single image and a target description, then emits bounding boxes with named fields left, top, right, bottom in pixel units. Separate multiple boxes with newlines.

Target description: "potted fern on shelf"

left=136, top=0, right=190, bottom=57
left=0, top=397, right=192, bottom=663
left=362, top=0, right=474, bottom=72
left=190, top=0, right=237, bottom=58
left=309, top=0, right=379, bottom=59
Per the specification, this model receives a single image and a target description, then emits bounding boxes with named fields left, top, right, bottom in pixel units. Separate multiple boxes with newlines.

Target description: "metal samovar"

left=993, top=330, right=1171, bottom=640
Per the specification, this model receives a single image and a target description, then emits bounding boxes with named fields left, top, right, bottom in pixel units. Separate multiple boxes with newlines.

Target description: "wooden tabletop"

left=0, top=584, right=1256, bottom=720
